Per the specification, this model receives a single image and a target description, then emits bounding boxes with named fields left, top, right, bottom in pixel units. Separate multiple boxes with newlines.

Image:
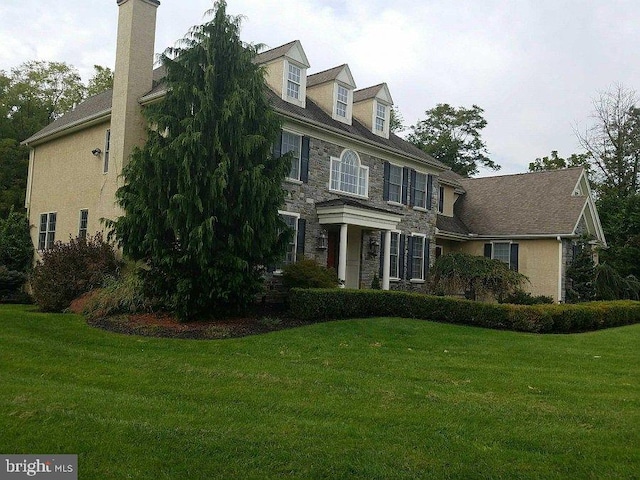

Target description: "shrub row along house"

left=23, top=0, right=605, bottom=302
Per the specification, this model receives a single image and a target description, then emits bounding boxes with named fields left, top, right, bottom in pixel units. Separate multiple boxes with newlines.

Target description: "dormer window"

left=375, top=102, right=386, bottom=132
left=287, top=64, right=301, bottom=100
left=336, top=85, right=348, bottom=118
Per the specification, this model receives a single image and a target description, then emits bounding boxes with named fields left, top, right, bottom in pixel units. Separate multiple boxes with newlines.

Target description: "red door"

left=327, top=231, right=339, bottom=271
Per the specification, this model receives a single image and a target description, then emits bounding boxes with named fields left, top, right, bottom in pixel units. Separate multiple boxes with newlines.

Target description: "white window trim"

left=282, top=59, right=306, bottom=108
left=387, top=162, right=403, bottom=205
left=410, top=232, right=427, bottom=282
left=333, top=82, right=353, bottom=124
left=276, top=210, right=300, bottom=273
left=78, top=209, right=89, bottom=238
left=413, top=170, right=428, bottom=209
left=373, top=100, right=390, bottom=137
left=38, top=211, right=57, bottom=251
left=389, top=230, right=401, bottom=281
left=329, top=150, right=369, bottom=198
left=491, top=241, right=512, bottom=268
left=281, top=130, right=303, bottom=181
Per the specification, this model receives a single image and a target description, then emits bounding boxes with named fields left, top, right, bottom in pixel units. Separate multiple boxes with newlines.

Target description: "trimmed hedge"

left=289, top=288, right=640, bottom=333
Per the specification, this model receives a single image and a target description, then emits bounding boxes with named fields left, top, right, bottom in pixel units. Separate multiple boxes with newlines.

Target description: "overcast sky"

left=2, top=0, right=640, bottom=175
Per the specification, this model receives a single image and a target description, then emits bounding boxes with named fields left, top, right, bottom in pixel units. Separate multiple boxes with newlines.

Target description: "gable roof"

left=307, top=64, right=354, bottom=88
left=353, top=83, right=393, bottom=105
left=456, top=167, right=588, bottom=236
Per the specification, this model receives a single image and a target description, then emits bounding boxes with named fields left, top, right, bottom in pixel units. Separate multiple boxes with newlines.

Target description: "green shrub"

left=499, top=289, right=554, bottom=305
left=31, top=233, right=119, bottom=312
left=430, top=252, right=527, bottom=301
left=289, top=288, right=640, bottom=333
left=0, top=208, right=33, bottom=273
left=370, top=274, right=381, bottom=290
left=0, top=266, right=31, bottom=303
left=281, top=258, right=338, bottom=289
left=82, top=261, right=154, bottom=320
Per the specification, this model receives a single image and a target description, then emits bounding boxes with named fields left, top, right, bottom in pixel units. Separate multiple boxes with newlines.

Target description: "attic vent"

left=572, top=187, right=583, bottom=196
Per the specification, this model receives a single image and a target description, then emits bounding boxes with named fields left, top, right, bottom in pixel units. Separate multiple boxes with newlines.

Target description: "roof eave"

left=22, top=109, right=112, bottom=147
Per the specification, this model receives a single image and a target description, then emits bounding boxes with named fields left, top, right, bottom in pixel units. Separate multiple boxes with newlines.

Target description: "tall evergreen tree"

left=110, top=1, right=291, bottom=320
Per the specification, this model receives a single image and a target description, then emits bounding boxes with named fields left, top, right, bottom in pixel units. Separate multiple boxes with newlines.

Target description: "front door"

left=327, top=231, right=339, bottom=271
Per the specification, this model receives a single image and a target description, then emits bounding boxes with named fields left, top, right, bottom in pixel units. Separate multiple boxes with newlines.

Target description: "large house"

left=23, top=0, right=605, bottom=302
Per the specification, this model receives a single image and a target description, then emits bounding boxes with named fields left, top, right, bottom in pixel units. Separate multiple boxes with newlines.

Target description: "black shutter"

left=300, top=136, right=310, bottom=183
left=409, top=169, right=417, bottom=207
left=424, top=239, right=430, bottom=276
left=427, top=174, right=434, bottom=210
left=379, top=232, right=385, bottom=277
left=402, top=167, right=410, bottom=205
left=296, top=218, right=306, bottom=258
left=273, top=131, right=283, bottom=158
left=510, top=243, right=519, bottom=272
left=406, top=236, right=414, bottom=280
left=399, top=234, right=406, bottom=280
left=383, top=162, right=390, bottom=201
left=484, top=243, right=492, bottom=258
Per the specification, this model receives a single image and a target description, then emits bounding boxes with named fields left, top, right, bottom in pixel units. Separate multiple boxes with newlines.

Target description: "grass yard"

left=1, top=305, right=639, bottom=479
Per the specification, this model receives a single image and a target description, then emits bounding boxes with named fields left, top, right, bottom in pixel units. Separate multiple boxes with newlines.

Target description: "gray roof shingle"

left=253, top=40, right=299, bottom=64
left=24, top=62, right=444, bottom=169
left=307, top=65, right=347, bottom=87
left=456, top=167, right=587, bottom=236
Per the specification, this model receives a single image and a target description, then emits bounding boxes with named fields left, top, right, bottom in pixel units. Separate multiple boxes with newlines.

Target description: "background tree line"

left=0, top=62, right=113, bottom=217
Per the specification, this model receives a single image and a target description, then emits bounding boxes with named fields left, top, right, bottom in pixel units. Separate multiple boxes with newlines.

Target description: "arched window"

left=330, top=149, right=368, bottom=197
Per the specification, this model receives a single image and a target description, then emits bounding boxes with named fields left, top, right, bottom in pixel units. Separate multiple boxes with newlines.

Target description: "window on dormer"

left=287, top=64, right=301, bottom=99
left=375, top=103, right=386, bottom=132
left=336, top=85, right=348, bottom=118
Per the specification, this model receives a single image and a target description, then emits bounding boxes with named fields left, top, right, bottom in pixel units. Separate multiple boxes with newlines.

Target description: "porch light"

left=91, top=148, right=102, bottom=156
left=317, top=230, right=328, bottom=250
left=368, top=237, right=380, bottom=257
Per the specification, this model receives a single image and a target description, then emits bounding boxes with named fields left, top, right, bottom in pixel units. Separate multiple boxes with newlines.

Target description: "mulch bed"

left=81, top=304, right=312, bottom=340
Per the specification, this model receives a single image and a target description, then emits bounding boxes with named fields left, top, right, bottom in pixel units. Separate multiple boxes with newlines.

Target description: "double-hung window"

left=336, top=85, right=348, bottom=118
left=280, top=213, right=298, bottom=265
left=330, top=149, right=368, bottom=197
left=287, top=64, right=301, bottom=100
left=38, top=212, right=57, bottom=250
left=375, top=102, right=386, bottom=132
left=390, top=231, right=400, bottom=279
left=276, top=211, right=305, bottom=271
left=413, top=172, right=427, bottom=208
left=388, top=164, right=402, bottom=203
left=78, top=209, right=89, bottom=239
left=282, top=131, right=302, bottom=180
left=410, top=235, right=426, bottom=281
left=492, top=242, right=511, bottom=265
left=485, top=242, right=519, bottom=271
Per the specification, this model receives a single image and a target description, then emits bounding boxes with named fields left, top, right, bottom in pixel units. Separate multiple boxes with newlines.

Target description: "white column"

left=338, top=223, right=348, bottom=288
left=382, top=230, right=391, bottom=290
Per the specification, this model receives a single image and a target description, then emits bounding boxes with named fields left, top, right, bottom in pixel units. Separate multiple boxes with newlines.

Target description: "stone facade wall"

left=279, top=134, right=438, bottom=294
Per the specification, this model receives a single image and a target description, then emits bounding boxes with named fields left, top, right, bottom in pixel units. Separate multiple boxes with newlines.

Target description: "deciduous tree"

left=110, top=1, right=291, bottom=320
left=408, top=104, right=499, bottom=177
left=86, top=65, right=114, bottom=97
left=575, top=84, right=640, bottom=196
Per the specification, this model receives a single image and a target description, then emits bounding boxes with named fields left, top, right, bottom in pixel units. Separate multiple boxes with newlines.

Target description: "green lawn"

left=1, top=305, right=639, bottom=479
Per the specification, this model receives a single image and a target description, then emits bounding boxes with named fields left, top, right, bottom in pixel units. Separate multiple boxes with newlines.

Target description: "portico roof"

left=315, top=198, right=402, bottom=230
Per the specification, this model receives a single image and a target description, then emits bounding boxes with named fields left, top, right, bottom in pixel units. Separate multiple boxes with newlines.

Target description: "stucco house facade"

left=23, top=0, right=605, bottom=302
